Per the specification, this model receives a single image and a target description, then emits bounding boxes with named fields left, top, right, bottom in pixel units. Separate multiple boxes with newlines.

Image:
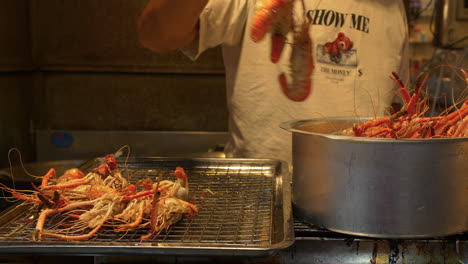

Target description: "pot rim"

left=280, top=117, right=468, bottom=144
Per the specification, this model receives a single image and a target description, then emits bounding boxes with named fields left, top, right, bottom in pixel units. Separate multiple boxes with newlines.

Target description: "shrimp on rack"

left=1, top=150, right=199, bottom=241
left=141, top=167, right=198, bottom=240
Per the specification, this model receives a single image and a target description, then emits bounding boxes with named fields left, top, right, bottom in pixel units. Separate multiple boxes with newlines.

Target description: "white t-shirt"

left=183, top=0, right=409, bottom=165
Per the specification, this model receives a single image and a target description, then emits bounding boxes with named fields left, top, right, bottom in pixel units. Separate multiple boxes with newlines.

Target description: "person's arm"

left=137, top=0, right=209, bottom=53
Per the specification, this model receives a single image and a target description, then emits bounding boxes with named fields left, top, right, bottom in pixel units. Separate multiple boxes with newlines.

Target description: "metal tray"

left=0, top=157, right=294, bottom=257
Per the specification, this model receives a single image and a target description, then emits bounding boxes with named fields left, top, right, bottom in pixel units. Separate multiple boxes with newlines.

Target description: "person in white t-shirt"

left=138, top=0, right=409, bottom=166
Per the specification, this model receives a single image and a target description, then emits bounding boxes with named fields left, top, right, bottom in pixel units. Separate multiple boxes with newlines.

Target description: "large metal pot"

left=281, top=117, right=468, bottom=238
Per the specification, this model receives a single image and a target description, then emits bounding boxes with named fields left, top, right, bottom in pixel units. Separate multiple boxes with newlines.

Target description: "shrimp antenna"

left=114, top=145, right=131, bottom=161
left=300, top=0, right=306, bottom=11
left=311, top=111, right=340, bottom=132
left=6, top=148, right=39, bottom=190
left=114, top=145, right=131, bottom=181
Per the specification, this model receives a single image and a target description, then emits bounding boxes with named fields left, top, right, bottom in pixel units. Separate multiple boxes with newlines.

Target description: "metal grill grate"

left=0, top=158, right=293, bottom=256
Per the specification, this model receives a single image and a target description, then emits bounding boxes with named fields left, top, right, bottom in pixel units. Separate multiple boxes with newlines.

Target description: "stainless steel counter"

left=1, top=225, right=466, bottom=264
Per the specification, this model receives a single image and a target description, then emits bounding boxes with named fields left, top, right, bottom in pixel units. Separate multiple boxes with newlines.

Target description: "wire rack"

left=0, top=158, right=293, bottom=256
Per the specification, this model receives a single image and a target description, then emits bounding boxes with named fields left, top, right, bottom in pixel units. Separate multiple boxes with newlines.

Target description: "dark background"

left=0, top=0, right=228, bottom=168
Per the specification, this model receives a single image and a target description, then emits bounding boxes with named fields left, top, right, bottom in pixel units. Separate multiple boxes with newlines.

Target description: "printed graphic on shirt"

left=306, top=9, right=370, bottom=33
left=316, top=32, right=357, bottom=66
left=304, top=8, right=371, bottom=82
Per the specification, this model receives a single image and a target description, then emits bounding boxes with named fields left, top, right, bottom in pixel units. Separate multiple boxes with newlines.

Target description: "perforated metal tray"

left=0, top=157, right=294, bottom=256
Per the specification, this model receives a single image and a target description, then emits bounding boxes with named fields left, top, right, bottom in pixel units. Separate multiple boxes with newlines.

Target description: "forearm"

left=138, top=0, right=209, bottom=52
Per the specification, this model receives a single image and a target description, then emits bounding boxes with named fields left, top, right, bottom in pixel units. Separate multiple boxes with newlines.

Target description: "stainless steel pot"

left=281, top=117, right=468, bottom=238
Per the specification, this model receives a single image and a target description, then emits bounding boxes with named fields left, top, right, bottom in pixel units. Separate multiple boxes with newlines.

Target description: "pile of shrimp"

left=339, top=70, right=468, bottom=138
left=250, top=0, right=314, bottom=102
left=0, top=153, right=198, bottom=241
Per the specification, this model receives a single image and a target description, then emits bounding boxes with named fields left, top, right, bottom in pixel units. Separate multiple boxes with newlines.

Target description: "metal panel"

left=35, top=130, right=229, bottom=161
left=33, top=72, right=228, bottom=131
left=31, top=0, right=225, bottom=73
left=0, top=0, right=32, bottom=71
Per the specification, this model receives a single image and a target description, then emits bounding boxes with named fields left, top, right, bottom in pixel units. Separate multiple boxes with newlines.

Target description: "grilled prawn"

left=250, top=0, right=314, bottom=102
